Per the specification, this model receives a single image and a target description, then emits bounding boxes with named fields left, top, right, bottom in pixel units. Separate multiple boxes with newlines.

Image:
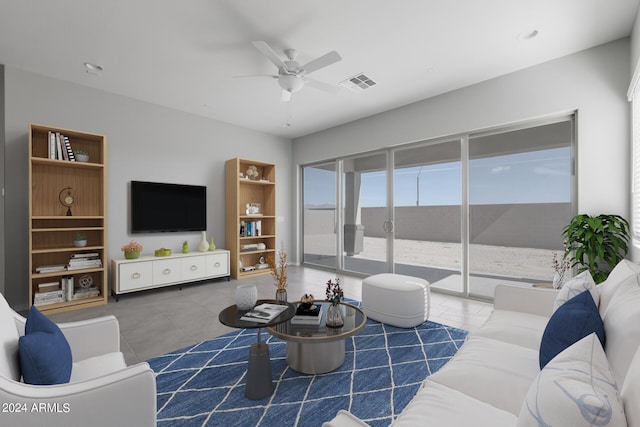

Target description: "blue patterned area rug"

left=148, top=305, right=468, bottom=427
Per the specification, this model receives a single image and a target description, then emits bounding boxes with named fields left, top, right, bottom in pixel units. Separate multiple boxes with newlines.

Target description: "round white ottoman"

left=362, top=273, right=430, bottom=328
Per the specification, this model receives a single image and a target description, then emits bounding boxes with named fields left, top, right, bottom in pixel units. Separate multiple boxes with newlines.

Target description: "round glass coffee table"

left=219, top=300, right=295, bottom=400
left=266, top=301, right=366, bottom=374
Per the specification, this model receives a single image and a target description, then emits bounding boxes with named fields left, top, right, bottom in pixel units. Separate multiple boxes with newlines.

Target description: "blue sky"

left=304, top=147, right=571, bottom=207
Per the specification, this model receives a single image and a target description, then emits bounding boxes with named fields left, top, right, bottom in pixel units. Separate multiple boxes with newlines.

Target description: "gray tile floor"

left=49, top=266, right=493, bottom=365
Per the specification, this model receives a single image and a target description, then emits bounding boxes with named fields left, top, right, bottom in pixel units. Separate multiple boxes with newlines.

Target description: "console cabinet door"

left=152, top=258, right=181, bottom=285
left=181, top=256, right=207, bottom=281
left=119, top=261, right=153, bottom=292
left=206, top=252, right=229, bottom=277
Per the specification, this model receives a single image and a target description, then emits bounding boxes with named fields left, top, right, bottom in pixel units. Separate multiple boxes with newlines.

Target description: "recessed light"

left=517, top=29, right=539, bottom=41
left=83, top=62, right=104, bottom=73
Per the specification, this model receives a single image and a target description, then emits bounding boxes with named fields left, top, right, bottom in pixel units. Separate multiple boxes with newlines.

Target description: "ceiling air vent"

left=340, top=73, right=377, bottom=92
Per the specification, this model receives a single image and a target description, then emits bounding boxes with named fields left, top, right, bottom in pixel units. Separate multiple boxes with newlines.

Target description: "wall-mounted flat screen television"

left=131, top=181, right=207, bottom=233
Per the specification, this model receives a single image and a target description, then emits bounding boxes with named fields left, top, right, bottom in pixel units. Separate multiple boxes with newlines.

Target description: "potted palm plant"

left=562, top=214, right=630, bottom=283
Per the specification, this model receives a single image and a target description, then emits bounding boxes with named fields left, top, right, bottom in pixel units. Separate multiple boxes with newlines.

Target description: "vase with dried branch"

left=269, top=241, right=288, bottom=304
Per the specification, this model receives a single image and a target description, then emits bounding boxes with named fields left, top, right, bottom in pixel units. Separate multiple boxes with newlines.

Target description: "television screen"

left=131, top=181, right=207, bottom=233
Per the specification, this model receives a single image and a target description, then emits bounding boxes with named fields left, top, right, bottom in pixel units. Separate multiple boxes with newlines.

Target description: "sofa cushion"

left=428, top=335, right=540, bottom=415
left=392, top=379, right=517, bottom=427
left=601, top=273, right=640, bottom=386
left=517, top=334, right=626, bottom=427
left=621, top=347, right=640, bottom=427
left=0, top=293, right=21, bottom=381
left=18, top=306, right=72, bottom=385
left=553, top=270, right=598, bottom=312
left=539, top=290, right=604, bottom=369
left=70, top=352, right=126, bottom=383
left=598, top=259, right=640, bottom=316
left=471, top=310, right=549, bottom=350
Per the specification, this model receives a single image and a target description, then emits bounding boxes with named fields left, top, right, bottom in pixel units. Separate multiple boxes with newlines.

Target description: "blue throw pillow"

left=18, top=306, right=72, bottom=385
left=539, top=290, right=605, bottom=369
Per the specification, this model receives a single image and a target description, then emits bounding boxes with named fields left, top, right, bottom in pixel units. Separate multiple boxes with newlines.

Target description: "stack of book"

left=72, top=286, right=100, bottom=300
left=291, top=303, right=323, bottom=325
left=67, top=253, right=102, bottom=270
left=48, top=131, right=76, bottom=161
left=35, top=264, right=67, bottom=274
left=34, top=281, right=64, bottom=306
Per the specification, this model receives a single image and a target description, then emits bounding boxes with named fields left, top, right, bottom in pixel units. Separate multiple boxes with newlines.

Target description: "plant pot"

left=75, top=153, right=90, bottom=163
left=73, top=239, right=87, bottom=247
left=124, top=250, right=140, bottom=259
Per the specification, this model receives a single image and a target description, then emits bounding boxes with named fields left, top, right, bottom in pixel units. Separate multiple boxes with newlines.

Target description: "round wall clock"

left=58, top=187, right=74, bottom=216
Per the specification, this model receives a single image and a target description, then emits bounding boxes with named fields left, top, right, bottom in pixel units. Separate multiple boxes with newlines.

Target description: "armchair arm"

left=58, top=316, right=120, bottom=361
left=12, top=311, right=121, bottom=362
left=0, top=362, right=156, bottom=427
left=322, top=410, right=371, bottom=427
left=493, top=284, right=558, bottom=317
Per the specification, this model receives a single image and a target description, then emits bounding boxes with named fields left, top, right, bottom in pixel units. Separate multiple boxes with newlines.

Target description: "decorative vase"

left=125, top=250, right=140, bottom=260
left=553, top=271, right=566, bottom=289
left=275, top=288, right=287, bottom=304
left=236, top=284, right=258, bottom=310
left=198, top=231, right=209, bottom=252
left=209, top=237, right=216, bottom=251
left=326, top=302, right=344, bottom=328
left=182, top=242, right=189, bottom=253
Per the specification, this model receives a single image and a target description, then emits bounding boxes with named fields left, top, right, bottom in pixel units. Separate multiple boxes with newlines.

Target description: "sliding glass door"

left=393, top=141, right=463, bottom=292
left=467, top=120, right=573, bottom=298
left=301, top=116, right=574, bottom=300
left=302, top=162, right=338, bottom=268
left=342, top=152, right=389, bottom=276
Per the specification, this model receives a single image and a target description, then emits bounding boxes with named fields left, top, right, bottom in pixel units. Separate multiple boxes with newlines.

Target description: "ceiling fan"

left=241, top=41, right=342, bottom=102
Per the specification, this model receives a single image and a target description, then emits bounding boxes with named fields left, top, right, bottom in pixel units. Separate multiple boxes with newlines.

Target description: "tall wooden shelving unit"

left=28, top=124, right=108, bottom=314
left=225, top=158, right=276, bottom=279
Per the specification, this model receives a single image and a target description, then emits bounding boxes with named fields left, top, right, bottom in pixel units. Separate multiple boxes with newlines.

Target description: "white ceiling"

left=1, top=0, right=639, bottom=139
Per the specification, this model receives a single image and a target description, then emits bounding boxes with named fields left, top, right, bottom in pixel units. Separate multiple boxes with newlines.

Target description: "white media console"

left=111, top=250, right=230, bottom=300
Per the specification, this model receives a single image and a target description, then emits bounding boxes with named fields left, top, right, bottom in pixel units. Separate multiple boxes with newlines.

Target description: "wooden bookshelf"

left=225, top=158, right=276, bottom=279
left=28, top=124, right=108, bottom=314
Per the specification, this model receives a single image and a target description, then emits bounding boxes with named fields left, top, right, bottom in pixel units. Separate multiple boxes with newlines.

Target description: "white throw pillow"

left=553, top=270, right=598, bottom=312
left=517, top=334, right=626, bottom=427
left=621, top=347, right=640, bottom=427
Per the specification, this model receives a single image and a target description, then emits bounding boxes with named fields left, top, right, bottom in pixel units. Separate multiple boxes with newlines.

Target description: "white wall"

left=293, top=39, right=631, bottom=262
left=4, top=67, right=292, bottom=309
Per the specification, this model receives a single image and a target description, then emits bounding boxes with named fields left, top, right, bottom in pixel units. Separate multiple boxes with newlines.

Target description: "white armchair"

left=0, top=293, right=156, bottom=426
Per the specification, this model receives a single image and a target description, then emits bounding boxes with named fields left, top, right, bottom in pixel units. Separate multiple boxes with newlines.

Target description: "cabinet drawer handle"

left=163, top=268, right=171, bottom=275
left=132, top=272, right=141, bottom=280
left=191, top=265, right=198, bottom=271
left=215, top=262, right=221, bottom=267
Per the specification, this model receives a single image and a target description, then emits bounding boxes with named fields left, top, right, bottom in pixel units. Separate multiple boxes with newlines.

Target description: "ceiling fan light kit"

left=245, top=41, right=342, bottom=102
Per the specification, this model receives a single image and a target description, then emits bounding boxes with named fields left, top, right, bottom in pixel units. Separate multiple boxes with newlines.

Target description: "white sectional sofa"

left=324, top=260, right=640, bottom=427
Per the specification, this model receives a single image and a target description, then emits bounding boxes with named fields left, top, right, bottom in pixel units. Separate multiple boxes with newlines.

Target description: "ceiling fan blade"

left=233, top=74, right=278, bottom=79
left=281, top=90, right=292, bottom=102
left=301, top=51, right=342, bottom=75
left=305, top=78, right=340, bottom=93
left=252, top=41, right=289, bottom=71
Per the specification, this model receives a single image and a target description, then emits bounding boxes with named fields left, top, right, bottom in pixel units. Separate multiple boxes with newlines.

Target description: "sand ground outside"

left=305, top=235, right=558, bottom=282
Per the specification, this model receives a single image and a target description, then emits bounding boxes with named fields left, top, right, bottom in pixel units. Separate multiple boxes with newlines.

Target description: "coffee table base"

left=245, top=342, right=273, bottom=400
left=286, top=340, right=345, bottom=374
